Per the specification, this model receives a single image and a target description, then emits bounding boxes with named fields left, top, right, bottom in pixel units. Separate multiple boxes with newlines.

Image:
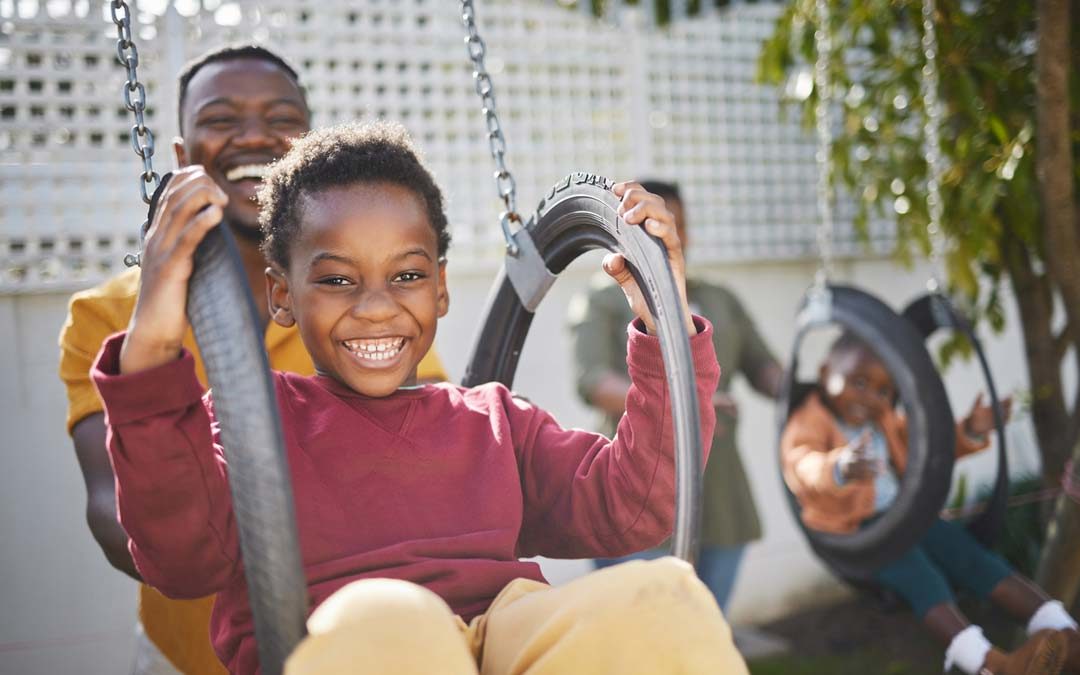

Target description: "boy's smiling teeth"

left=343, top=336, right=406, bottom=361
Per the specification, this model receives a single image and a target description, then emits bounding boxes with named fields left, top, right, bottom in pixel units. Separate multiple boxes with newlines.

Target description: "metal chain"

left=111, top=0, right=160, bottom=207
left=812, top=0, right=836, bottom=287
left=919, top=0, right=948, bottom=292
left=460, top=0, right=521, bottom=256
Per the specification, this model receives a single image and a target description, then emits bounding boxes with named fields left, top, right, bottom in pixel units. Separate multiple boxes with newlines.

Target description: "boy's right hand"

left=837, top=430, right=879, bottom=482
left=120, top=166, right=227, bottom=375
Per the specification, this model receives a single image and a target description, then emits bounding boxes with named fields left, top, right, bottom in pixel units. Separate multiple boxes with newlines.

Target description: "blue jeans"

left=593, top=546, right=747, bottom=613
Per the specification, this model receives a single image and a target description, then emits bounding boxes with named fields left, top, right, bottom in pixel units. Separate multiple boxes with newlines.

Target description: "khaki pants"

left=286, top=557, right=749, bottom=675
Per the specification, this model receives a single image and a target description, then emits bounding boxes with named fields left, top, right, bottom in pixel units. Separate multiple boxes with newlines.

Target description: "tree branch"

left=1052, top=320, right=1079, bottom=363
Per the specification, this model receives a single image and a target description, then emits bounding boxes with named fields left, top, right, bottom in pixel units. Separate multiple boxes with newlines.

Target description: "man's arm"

left=568, top=284, right=631, bottom=417
left=584, top=372, right=632, bottom=418
left=751, top=361, right=784, bottom=399
left=71, top=413, right=140, bottom=580
left=730, top=291, right=783, bottom=399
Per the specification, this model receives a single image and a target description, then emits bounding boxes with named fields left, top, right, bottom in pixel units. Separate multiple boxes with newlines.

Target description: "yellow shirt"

left=58, top=267, right=448, bottom=673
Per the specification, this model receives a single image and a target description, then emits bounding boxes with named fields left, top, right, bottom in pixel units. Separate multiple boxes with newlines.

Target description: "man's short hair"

left=176, top=44, right=306, bottom=132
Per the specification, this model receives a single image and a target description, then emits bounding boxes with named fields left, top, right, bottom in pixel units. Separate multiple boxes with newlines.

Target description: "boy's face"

left=267, top=182, right=449, bottom=397
left=819, top=348, right=896, bottom=427
left=175, top=58, right=310, bottom=236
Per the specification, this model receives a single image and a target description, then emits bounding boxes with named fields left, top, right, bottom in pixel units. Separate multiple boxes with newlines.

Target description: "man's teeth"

left=343, top=337, right=406, bottom=361
left=225, top=164, right=269, bottom=182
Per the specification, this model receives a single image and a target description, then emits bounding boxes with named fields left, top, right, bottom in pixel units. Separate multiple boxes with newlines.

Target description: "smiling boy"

left=89, top=121, right=746, bottom=674
left=781, top=333, right=1076, bottom=675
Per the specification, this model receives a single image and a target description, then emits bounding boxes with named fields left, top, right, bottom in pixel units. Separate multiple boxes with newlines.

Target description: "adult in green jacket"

left=567, top=180, right=782, bottom=612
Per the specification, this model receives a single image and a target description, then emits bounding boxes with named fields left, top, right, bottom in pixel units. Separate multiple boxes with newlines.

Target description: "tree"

left=758, top=0, right=1079, bottom=603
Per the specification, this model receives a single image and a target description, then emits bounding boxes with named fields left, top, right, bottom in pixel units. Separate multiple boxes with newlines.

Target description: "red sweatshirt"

left=92, top=318, right=719, bottom=674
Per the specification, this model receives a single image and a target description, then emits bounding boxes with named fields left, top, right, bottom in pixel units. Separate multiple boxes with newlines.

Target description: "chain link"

left=919, top=0, right=948, bottom=292
left=812, top=0, right=836, bottom=286
left=460, top=0, right=521, bottom=256
left=111, top=0, right=159, bottom=206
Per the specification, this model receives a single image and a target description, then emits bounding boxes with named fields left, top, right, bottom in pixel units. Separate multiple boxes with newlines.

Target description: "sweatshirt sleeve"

left=91, top=332, right=240, bottom=599
left=512, top=316, right=719, bottom=559
left=780, top=407, right=853, bottom=502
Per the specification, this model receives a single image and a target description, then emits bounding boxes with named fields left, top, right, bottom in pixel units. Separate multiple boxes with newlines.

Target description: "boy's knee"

left=590, top=556, right=715, bottom=615
left=286, top=579, right=477, bottom=675
left=306, top=578, right=453, bottom=634
left=566, top=557, right=746, bottom=673
left=479, top=558, right=747, bottom=674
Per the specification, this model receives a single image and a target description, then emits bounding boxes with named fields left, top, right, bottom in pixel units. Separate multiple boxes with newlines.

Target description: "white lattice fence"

left=0, top=0, right=890, bottom=294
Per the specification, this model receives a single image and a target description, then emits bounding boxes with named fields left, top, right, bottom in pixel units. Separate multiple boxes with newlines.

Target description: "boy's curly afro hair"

left=258, top=120, right=451, bottom=269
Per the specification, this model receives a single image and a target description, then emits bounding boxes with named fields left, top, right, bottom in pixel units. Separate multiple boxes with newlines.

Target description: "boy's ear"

left=266, top=266, right=295, bottom=327
left=436, top=262, right=450, bottom=318
left=174, top=138, right=188, bottom=167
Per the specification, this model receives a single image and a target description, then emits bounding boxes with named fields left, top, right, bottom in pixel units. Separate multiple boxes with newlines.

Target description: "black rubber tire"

left=147, top=174, right=307, bottom=675
left=777, top=284, right=957, bottom=579
left=462, top=173, right=705, bottom=563
left=902, top=293, right=1009, bottom=546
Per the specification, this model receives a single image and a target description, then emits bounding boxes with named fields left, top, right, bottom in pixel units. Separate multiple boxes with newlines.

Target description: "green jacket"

left=567, top=275, right=776, bottom=547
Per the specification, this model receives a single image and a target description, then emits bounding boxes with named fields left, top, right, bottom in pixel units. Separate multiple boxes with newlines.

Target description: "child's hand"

left=120, top=166, right=227, bottom=374
left=837, top=430, right=879, bottom=482
left=605, top=181, right=696, bottom=336
left=962, top=392, right=1012, bottom=439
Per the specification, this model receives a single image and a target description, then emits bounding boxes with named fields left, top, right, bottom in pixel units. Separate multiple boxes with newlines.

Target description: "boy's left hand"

left=605, top=181, right=697, bottom=336
left=963, top=392, right=1013, bottom=438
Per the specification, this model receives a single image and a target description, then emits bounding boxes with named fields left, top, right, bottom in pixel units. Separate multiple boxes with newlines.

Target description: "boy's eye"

left=394, top=271, right=425, bottom=283
left=316, top=276, right=351, bottom=286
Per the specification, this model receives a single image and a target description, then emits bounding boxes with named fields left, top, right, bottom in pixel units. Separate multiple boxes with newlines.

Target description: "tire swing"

left=457, top=1, right=705, bottom=563
left=901, top=293, right=1010, bottom=547
left=899, top=0, right=1009, bottom=549
left=779, top=286, right=956, bottom=579
left=775, top=0, right=958, bottom=581
left=110, top=4, right=305, bottom=673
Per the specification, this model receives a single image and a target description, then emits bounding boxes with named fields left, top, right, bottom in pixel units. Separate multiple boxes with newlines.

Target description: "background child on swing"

left=89, top=119, right=748, bottom=674
left=781, top=332, right=1078, bottom=675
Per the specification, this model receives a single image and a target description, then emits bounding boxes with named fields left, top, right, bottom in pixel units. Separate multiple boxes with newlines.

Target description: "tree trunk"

left=1033, top=0, right=1080, bottom=604
left=1035, top=439, right=1080, bottom=607
left=1004, top=237, right=1070, bottom=479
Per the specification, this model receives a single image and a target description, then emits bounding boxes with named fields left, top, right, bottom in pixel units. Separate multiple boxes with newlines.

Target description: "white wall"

left=0, top=292, right=139, bottom=674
